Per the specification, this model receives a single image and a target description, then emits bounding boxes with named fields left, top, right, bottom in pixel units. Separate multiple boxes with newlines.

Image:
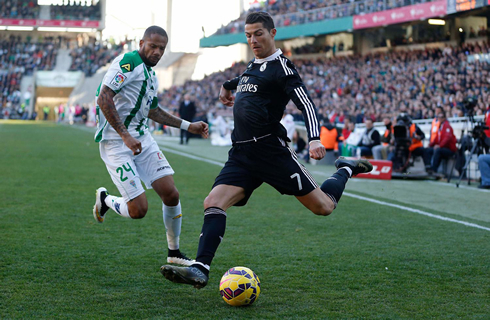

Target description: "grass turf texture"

left=1, top=121, right=489, bottom=318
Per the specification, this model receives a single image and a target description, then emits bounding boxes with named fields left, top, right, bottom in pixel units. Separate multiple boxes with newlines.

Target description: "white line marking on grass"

left=158, top=144, right=490, bottom=232
left=343, top=192, right=490, bottom=232
left=159, top=146, right=226, bottom=167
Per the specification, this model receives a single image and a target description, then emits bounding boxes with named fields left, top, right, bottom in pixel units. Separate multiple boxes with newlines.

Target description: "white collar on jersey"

left=253, top=49, right=282, bottom=64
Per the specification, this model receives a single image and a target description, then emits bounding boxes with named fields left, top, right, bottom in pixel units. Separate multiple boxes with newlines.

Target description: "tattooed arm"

left=149, top=107, right=209, bottom=139
left=148, top=106, right=182, bottom=128
left=97, top=85, right=142, bottom=155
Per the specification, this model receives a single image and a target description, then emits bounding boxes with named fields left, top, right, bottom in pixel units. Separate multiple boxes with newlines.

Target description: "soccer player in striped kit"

left=93, top=26, right=208, bottom=267
left=161, top=13, right=372, bottom=288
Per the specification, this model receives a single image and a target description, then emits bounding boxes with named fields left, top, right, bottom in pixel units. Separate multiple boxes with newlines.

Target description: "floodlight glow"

left=38, top=27, right=67, bottom=32
left=428, top=19, right=445, bottom=25
left=6, top=26, right=34, bottom=31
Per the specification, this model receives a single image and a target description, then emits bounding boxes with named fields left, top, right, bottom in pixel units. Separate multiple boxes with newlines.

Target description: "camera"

left=462, top=97, right=478, bottom=113
left=392, top=113, right=412, bottom=172
left=471, top=122, right=489, bottom=141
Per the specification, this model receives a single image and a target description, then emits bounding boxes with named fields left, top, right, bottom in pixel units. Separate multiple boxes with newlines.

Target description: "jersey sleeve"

left=278, top=57, right=320, bottom=142
left=223, top=77, right=240, bottom=91
left=102, top=58, right=132, bottom=93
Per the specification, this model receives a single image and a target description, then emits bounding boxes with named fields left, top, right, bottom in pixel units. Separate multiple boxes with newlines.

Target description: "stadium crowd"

left=159, top=42, right=490, bottom=126
left=213, top=0, right=438, bottom=35
left=0, top=35, right=58, bottom=118
left=0, top=0, right=38, bottom=19
left=49, top=1, right=101, bottom=21
left=0, top=0, right=101, bottom=21
left=69, top=41, right=124, bottom=76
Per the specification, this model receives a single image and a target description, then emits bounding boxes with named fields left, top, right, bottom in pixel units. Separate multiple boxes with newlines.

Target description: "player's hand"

left=219, top=86, right=235, bottom=107
left=188, top=121, right=209, bottom=139
left=309, top=140, right=326, bottom=160
left=122, top=135, right=142, bottom=155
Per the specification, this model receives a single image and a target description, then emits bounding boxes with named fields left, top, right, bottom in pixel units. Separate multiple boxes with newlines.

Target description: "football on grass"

left=219, top=267, right=261, bottom=306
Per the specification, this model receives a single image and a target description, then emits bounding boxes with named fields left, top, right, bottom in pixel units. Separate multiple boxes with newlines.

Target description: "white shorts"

left=99, top=134, right=175, bottom=202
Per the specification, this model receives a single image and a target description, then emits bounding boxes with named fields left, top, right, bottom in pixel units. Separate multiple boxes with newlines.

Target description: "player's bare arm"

left=97, top=85, right=142, bottom=155
left=149, top=107, right=209, bottom=139
left=219, top=86, right=235, bottom=107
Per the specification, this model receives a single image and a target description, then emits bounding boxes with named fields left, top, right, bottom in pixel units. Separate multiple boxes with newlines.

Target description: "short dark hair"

left=245, top=12, right=275, bottom=31
left=143, top=25, right=168, bottom=40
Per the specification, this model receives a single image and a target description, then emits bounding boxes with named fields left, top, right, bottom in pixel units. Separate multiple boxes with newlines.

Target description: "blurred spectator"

left=354, top=118, right=380, bottom=157
left=178, top=93, right=197, bottom=145
left=372, top=116, right=393, bottom=160
left=426, top=110, right=457, bottom=173
left=478, top=154, right=490, bottom=189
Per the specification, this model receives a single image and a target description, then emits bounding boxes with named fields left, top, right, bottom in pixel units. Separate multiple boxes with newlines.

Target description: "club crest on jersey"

left=110, top=72, right=127, bottom=88
left=130, top=180, right=137, bottom=188
left=260, top=62, right=267, bottom=72
left=121, top=63, right=131, bottom=72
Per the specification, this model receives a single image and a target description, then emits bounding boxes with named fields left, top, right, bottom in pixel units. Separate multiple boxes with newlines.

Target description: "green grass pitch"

left=1, top=121, right=489, bottom=318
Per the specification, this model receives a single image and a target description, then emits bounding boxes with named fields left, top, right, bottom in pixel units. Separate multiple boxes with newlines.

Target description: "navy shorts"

left=213, top=135, right=318, bottom=206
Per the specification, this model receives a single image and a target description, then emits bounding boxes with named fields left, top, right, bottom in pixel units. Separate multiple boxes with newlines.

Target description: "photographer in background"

left=389, top=113, right=430, bottom=173
left=426, top=110, right=457, bottom=174
left=372, top=116, right=393, bottom=160
left=355, top=118, right=380, bottom=157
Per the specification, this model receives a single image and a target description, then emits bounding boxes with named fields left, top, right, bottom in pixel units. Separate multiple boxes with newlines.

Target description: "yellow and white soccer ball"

left=219, top=266, right=261, bottom=307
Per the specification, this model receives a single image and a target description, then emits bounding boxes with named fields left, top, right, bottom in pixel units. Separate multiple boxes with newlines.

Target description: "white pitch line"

left=344, top=192, right=490, bottom=232
left=158, top=143, right=490, bottom=232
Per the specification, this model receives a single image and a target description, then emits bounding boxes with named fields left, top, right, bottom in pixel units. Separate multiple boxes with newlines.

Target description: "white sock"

left=163, top=201, right=182, bottom=250
left=340, top=167, right=353, bottom=178
left=105, top=195, right=130, bottom=218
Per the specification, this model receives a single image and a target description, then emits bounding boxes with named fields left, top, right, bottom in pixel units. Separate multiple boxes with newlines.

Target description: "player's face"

left=139, top=33, right=168, bottom=67
left=245, top=23, right=276, bottom=59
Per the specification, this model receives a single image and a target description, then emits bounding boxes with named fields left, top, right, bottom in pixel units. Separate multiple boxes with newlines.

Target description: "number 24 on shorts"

left=116, top=162, right=135, bottom=182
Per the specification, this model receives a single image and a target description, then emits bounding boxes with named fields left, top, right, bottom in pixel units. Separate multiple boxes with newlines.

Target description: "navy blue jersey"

left=223, top=50, right=320, bottom=143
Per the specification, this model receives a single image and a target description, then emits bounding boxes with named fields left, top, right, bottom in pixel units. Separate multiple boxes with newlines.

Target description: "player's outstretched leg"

left=335, top=156, right=373, bottom=176
left=160, top=265, right=209, bottom=289
left=93, top=187, right=109, bottom=223
left=320, top=157, right=373, bottom=208
left=92, top=187, right=131, bottom=222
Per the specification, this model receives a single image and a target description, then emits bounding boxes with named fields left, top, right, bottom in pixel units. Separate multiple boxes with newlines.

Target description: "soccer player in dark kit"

left=161, top=12, right=373, bottom=288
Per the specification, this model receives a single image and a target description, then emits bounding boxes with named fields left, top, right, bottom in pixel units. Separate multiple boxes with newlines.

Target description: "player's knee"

left=129, top=204, right=148, bottom=219
left=163, top=188, right=180, bottom=206
left=312, top=202, right=334, bottom=216
left=203, top=194, right=219, bottom=209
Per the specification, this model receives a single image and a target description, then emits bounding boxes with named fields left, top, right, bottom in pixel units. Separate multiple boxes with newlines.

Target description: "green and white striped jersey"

left=94, top=50, right=159, bottom=142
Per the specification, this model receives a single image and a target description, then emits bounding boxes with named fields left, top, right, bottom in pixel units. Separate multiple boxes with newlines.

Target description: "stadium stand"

left=49, top=1, right=101, bottom=21
left=213, top=0, right=439, bottom=35
left=0, top=35, right=58, bottom=118
left=0, top=0, right=39, bottom=19
left=0, top=0, right=101, bottom=20
left=69, top=41, right=124, bottom=76
left=159, top=42, right=490, bottom=126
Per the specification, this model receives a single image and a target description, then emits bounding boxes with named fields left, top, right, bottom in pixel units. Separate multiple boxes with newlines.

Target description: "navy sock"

left=320, top=168, right=350, bottom=208
left=195, top=207, right=227, bottom=269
